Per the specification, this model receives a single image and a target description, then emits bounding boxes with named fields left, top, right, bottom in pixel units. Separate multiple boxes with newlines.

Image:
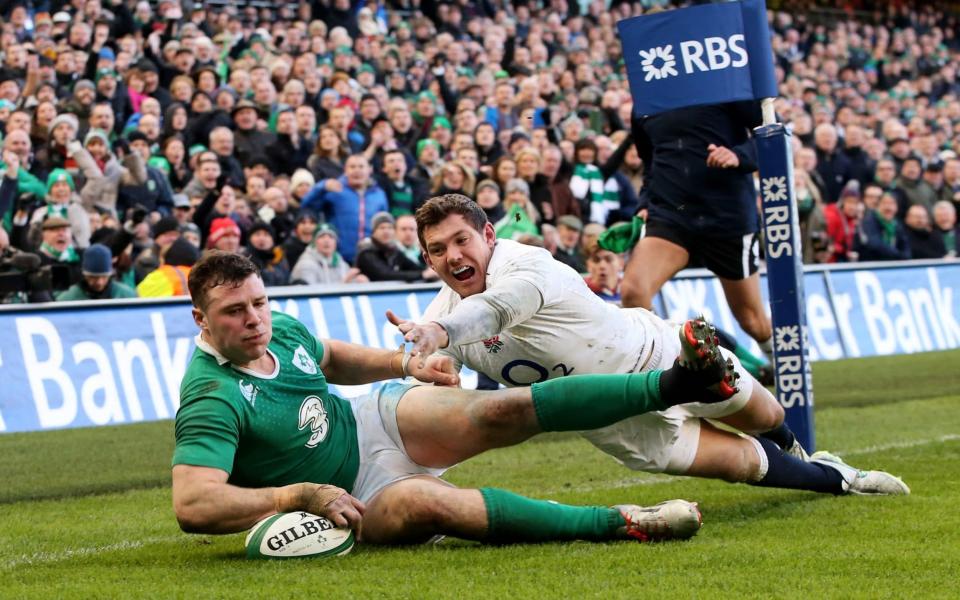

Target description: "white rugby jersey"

left=423, top=240, right=656, bottom=386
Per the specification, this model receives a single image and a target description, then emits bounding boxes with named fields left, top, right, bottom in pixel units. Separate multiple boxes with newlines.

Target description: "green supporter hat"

left=431, top=116, right=452, bottom=131
left=598, top=215, right=645, bottom=254
left=95, top=68, right=118, bottom=83
left=358, top=63, right=376, bottom=74
left=46, top=168, right=75, bottom=193
left=312, top=222, right=338, bottom=242
left=189, top=144, right=207, bottom=157
left=416, top=138, right=441, bottom=158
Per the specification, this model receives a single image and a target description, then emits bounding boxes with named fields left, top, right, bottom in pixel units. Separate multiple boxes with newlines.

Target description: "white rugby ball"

left=245, top=512, right=355, bottom=559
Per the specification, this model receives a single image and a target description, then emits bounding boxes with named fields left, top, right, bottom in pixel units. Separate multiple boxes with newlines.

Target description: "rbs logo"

left=639, top=35, right=749, bottom=81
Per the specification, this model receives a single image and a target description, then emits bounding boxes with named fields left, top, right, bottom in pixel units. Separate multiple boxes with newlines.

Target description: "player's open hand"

left=386, top=310, right=449, bottom=367
left=706, top=144, right=740, bottom=169
left=407, top=354, right=460, bottom=387
left=319, top=491, right=365, bottom=530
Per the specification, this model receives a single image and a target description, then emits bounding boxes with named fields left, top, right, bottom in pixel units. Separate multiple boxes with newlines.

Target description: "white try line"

left=540, top=433, right=959, bottom=496
left=837, top=433, right=960, bottom=457
left=1, top=536, right=182, bottom=570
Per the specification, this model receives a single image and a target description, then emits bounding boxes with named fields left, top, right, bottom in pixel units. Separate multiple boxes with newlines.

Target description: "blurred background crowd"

left=0, top=0, right=958, bottom=303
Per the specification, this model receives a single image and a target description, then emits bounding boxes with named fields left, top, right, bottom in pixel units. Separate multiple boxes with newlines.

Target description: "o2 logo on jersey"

left=298, top=396, right=329, bottom=448
left=500, top=359, right=574, bottom=385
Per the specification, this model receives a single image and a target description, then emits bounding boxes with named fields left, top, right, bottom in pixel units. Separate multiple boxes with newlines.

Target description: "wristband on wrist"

left=390, top=345, right=407, bottom=378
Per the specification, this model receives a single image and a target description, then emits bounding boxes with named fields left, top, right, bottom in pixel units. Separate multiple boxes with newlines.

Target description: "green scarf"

left=46, top=204, right=69, bottom=218
left=41, top=242, right=80, bottom=263
left=874, top=211, right=898, bottom=246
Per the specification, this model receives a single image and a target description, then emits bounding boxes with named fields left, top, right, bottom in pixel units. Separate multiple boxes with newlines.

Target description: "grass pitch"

left=1, top=351, right=958, bottom=598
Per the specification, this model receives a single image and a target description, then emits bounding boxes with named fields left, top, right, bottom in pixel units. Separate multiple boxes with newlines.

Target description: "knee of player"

left=722, top=441, right=763, bottom=483
left=398, top=485, right=455, bottom=530
left=469, top=390, right=533, bottom=432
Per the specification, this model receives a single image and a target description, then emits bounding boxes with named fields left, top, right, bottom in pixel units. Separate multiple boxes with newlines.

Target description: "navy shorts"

left=645, top=218, right=760, bottom=280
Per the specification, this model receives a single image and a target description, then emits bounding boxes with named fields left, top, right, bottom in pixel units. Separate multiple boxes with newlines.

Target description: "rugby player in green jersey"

left=172, top=251, right=741, bottom=545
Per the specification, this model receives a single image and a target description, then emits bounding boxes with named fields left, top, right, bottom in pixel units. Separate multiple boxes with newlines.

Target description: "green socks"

left=733, top=343, right=766, bottom=378
left=480, top=488, right=624, bottom=543
left=530, top=372, right=667, bottom=432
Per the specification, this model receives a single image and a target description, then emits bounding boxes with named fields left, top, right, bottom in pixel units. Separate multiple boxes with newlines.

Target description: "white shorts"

left=579, top=309, right=754, bottom=474
left=349, top=383, right=447, bottom=503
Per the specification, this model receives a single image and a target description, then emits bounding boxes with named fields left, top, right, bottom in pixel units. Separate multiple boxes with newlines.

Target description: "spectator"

left=28, top=169, right=91, bottom=250
left=495, top=178, right=540, bottom=240
left=431, top=160, right=475, bottom=199
left=355, top=212, right=435, bottom=283
left=395, top=214, right=425, bottom=267
left=477, top=179, right=507, bottom=223
left=56, top=243, right=137, bottom=301
left=516, top=147, right=556, bottom=226
left=299, top=154, right=388, bottom=265
left=232, top=100, right=275, bottom=166
left=282, top=212, right=318, bottom=270
left=266, top=106, right=312, bottom=176
left=795, top=169, right=829, bottom=264
left=136, top=236, right=200, bottom=298
left=172, top=194, right=194, bottom=226
left=813, top=123, right=852, bottom=204
left=246, top=221, right=291, bottom=287
left=290, top=223, right=367, bottom=286
left=72, top=129, right=147, bottom=218
left=933, top=201, right=959, bottom=257
left=824, top=187, right=864, bottom=263
left=36, top=215, right=82, bottom=287
left=377, top=148, right=429, bottom=216
left=842, top=125, right=876, bottom=189
left=904, top=204, right=948, bottom=259
left=134, top=216, right=182, bottom=283
left=894, top=157, right=937, bottom=219
left=856, top=192, right=911, bottom=262
left=206, top=216, right=242, bottom=253
left=583, top=244, right=624, bottom=303
left=541, top=144, right=581, bottom=220
left=554, top=215, right=586, bottom=273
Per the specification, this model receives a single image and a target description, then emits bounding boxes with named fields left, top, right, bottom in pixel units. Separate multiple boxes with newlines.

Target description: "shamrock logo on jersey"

left=298, top=395, right=329, bottom=448
left=238, top=380, right=259, bottom=407
left=482, top=335, right=504, bottom=354
left=292, top=345, right=318, bottom=375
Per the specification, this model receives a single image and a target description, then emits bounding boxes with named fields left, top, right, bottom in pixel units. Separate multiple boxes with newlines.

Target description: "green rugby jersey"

left=172, top=312, right=360, bottom=492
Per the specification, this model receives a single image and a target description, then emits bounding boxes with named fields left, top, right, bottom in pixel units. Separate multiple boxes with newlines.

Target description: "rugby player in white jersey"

left=388, top=194, right=908, bottom=496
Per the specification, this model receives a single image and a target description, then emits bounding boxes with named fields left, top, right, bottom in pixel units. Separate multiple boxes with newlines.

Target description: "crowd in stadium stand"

left=0, top=0, right=959, bottom=303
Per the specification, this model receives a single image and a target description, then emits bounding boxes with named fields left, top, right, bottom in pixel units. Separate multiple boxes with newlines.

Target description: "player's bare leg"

left=620, top=236, right=689, bottom=309
left=679, top=416, right=907, bottom=496
left=359, top=475, right=703, bottom=545
left=717, top=273, right=773, bottom=355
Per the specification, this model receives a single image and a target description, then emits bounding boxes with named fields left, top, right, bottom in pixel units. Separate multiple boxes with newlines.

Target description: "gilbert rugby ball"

left=245, top=511, right=355, bottom=559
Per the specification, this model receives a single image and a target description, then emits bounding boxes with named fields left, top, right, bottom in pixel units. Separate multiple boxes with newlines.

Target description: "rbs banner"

left=617, top=0, right=777, bottom=116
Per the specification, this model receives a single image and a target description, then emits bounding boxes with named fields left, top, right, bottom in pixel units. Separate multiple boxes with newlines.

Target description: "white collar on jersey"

left=194, top=333, right=280, bottom=379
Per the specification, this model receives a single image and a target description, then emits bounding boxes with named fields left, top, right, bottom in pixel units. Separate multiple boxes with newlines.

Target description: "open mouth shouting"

left=452, top=265, right=475, bottom=281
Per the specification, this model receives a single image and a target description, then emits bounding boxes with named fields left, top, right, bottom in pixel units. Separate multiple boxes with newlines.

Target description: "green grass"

left=1, top=351, right=958, bottom=598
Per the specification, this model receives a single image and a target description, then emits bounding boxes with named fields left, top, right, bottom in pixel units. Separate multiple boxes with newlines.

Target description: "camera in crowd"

left=0, top=249, right=71, bottom=296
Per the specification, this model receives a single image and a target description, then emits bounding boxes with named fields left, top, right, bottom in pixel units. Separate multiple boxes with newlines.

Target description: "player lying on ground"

left=389, top=194, right=908, bottom=497
left=172, top=251, right=750, bottom=545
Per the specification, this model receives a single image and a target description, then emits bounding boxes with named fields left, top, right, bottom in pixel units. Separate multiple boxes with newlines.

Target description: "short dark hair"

left=188, top=250, right=260, bottom=310
left=415, top=194, right=488, bottom=250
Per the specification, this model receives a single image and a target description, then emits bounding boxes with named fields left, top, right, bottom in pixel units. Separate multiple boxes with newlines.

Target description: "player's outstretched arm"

left=319, top=338, right=459, bottom=386
left=172, top=465, right=364, bottom=534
